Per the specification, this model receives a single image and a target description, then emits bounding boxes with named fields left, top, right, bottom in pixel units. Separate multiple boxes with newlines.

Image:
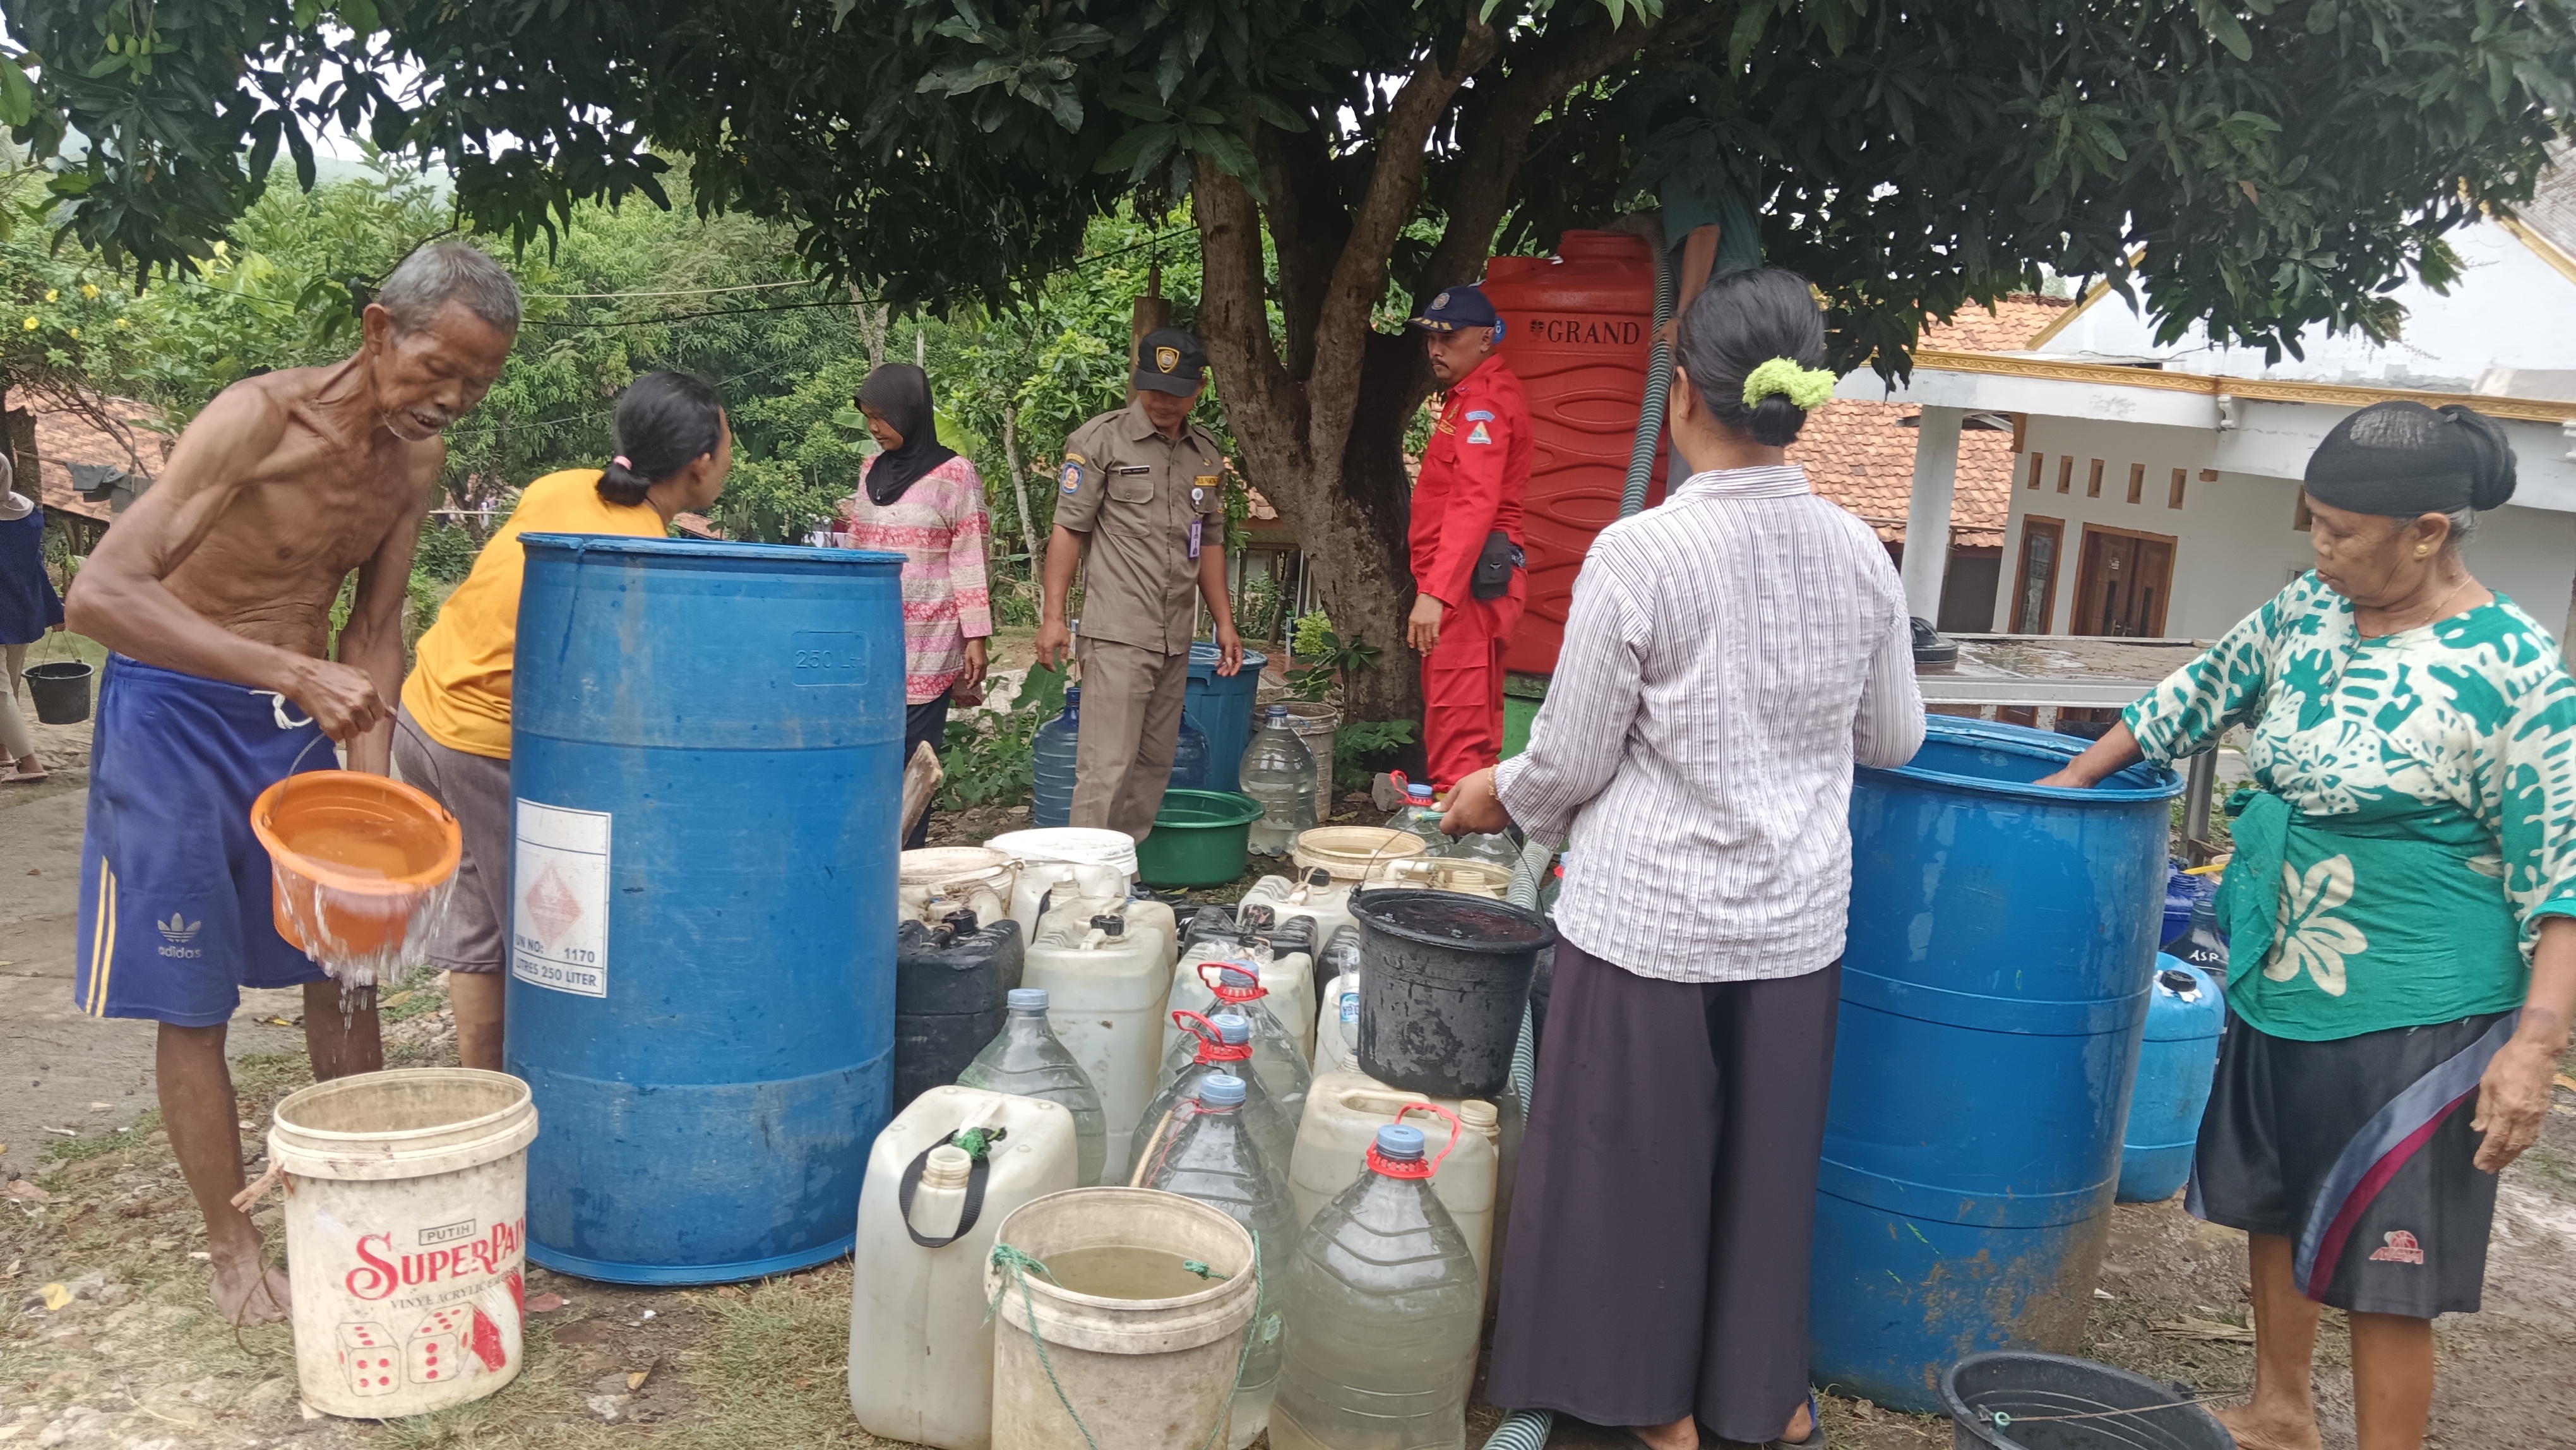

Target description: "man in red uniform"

left=1406, top=285, right=1531, bottom=789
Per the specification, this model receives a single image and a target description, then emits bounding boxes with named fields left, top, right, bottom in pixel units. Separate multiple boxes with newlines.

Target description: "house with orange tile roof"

left=1, top=391, right=164, bottom=556
left=1845, top=143, right=2576, bottom=649
left=1788, top=295, right=2071, bottom=631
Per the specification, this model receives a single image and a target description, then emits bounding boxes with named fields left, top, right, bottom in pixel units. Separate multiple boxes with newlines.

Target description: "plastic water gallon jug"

left=1023, top=902, right=1171, bottom=1183
left=849, top=1084, right=1080, bottom=1450
left=1383, top=783, right=1452, bottom=854
left=1287, top=1077, right=1496, bottom=1287
left=1236, top=870, right=1359, bottom=986
left=1241, top=705, right=1318, bottom=856
left=1138, top=1012, right=1299, bottom=1195
left=1270, top=1119, right=1484, bottom=1450
left=1167, top=912, right=1318, bottom=1064
left=1132, top=1074, right=1297, bottom=1450
left=1032, top=689, right=1082, bottom=828
left=2118, top=958, right=2226, bottom=1203
left=1160, top=961, right=1313, bottom=1127
left=957, top=989, right=1109, bottom=1189
left=893, top=912, right=1025, bottom=1112
left=1313, top=972, right=1359, bottom=1076
left=1169, top=712, right=1212, bottom=793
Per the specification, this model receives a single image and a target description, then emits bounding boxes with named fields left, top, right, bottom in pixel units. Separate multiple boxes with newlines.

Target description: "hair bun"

left=2437, top=404, right=2517, bottom=510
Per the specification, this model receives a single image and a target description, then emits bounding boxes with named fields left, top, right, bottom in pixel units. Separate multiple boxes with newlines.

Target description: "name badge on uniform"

left=1113, top=464, right=1152, bottom=476
left=1188, top=517, right=1203, bottom=560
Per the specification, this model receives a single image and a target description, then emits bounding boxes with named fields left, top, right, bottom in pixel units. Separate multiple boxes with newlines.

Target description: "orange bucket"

left=250, top=770, right=463, bottom=960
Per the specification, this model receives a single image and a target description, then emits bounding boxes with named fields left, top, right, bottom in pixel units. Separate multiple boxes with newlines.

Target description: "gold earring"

left=2415, top=545, right=2429, bottom=556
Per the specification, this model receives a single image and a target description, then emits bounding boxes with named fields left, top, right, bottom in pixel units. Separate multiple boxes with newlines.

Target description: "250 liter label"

left=511, top=800, right=611, bottom=997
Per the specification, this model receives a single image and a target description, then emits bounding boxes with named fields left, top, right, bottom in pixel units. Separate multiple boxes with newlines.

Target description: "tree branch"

left=1303, top=22, right=1503, bottom=470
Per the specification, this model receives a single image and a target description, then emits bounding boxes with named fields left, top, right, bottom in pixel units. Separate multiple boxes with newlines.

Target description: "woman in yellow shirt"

left=393, top=371, right=732, bottom=1068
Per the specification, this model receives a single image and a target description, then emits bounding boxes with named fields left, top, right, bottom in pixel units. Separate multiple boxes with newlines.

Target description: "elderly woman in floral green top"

left=2041, top=401, right=2576, bottom=1450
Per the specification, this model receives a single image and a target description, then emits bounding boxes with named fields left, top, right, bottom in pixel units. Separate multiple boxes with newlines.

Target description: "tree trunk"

left=854, top=284, right=889, bottom=370
left=999, top=400, right=1041, bottom=573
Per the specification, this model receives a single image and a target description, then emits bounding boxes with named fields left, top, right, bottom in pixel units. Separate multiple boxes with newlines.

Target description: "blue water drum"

left=1182, top=642, right=1270, bottom=791
left=506, top=535, right=905, bottom=1284
left=2118, top=957, right=2226, bottom=1203
left=1032, top=690, right=1205, bottom=827
left=1812, top=717, right=2180, bottom=1411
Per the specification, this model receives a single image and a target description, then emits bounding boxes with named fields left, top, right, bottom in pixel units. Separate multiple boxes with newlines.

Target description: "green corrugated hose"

left=1482, top=219, right=1673, bottom=1450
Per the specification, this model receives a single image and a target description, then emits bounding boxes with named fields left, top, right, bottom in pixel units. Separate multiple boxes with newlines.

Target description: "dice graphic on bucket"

left=408, top=1307, right=474, bottom=1385
left=338, top=1321, right=400, bottom=1397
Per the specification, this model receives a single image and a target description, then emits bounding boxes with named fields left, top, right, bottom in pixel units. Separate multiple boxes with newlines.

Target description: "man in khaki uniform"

left=1035, top=327, right=1243, bottom=839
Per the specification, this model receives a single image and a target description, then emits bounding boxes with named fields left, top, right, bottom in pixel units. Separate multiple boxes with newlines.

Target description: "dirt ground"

left=8, top=682, right=2576, bottom=1449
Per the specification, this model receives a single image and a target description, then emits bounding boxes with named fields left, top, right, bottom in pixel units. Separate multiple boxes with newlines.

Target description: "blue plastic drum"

left=506, top=534, right=905, bottom=1283
left=1812, top=717, right=2180, bottom=1410
left=2118, top=957, right=2226, bottom=1203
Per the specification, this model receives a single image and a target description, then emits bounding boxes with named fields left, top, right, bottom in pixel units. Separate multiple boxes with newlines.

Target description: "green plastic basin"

left=1136, top=789, right=1264, bottom=887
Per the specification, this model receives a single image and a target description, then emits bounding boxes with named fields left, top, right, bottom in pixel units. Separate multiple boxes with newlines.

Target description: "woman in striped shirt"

left=835, top=364, right=993, bottom=848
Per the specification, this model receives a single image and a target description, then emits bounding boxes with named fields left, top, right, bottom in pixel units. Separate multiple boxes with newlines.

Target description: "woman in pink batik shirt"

left=835, top=364, right=993, bottom=846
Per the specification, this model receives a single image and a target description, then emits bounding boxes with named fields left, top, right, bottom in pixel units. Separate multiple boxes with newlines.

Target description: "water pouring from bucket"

left=251, top=770, right=462, bottom=994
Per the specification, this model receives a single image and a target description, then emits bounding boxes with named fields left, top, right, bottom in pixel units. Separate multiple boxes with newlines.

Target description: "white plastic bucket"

left=986, top=1188, right=1260, bottom=1450
left=900, top=846, right=1021, bottom=928
left=987, top=829, right=1140, bottom=940
left=1290, top=827, right=1424, bottom=884
left=268, top=1069, right=538, bottom=1419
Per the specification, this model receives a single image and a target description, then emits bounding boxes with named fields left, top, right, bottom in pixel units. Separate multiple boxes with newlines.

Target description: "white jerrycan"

left=1313, top=971, right=1360, bottom=1076
left=1287, top=1072, right=1500, bottom=1294
left=1023, top=896, right=1172, bottom=1183
left=898, top=846, right=1019, bottom=930
left=848, top=1085, right=1079, bottom=1450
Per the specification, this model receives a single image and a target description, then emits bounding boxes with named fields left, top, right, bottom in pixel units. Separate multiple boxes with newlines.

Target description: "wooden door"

left=2072, top=525, right=2176, bottom=637
left=2008, top=517, right=2063, bottom=635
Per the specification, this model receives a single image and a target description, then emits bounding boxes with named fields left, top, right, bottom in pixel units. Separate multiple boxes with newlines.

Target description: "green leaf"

left=0, top=57, right=32, bottom=128
left=2195, top=1, right=2253, bottom=61
left=336, top=0, right=381, bottom=35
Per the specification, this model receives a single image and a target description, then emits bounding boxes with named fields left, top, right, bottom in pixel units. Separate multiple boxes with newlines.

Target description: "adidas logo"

left=157, top=913, right=201, bottom=945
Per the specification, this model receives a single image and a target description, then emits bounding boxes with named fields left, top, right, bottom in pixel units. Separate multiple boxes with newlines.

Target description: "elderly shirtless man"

left=63, top=243, right=519, bottom=1324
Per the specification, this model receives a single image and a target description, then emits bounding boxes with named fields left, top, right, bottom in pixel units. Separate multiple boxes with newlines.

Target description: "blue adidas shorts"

left=74, top=655, right=335, bottom=1027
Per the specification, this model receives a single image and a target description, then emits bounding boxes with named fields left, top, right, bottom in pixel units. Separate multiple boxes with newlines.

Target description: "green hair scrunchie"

left=1741, top=357, right=1838, bottom=411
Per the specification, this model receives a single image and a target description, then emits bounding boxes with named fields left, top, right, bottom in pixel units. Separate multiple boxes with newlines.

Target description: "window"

left=2086, top=458, right=2106, bottom=497
left=2026, top=452, right=2044, bottom=489
left=2168, top=468, right=2187, bottom=510
left=2010, top=517, right=2063, bottom=634
left=2056, top=457, right=2074, bottom=493
left=2126, top=462, right=2146, bottom=505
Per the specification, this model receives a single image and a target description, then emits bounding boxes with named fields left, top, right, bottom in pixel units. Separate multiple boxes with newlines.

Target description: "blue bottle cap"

left=1007, top=988, right=1049, bottom=1010
left=1407, top=784, right=1434, bottom=803
left=1267, top=704, right=1287, bottom=721
left=1200, top=1074, right=1248, bottom=1106
left=1374, top=1125, right=1425, bottom=1159
left=1210, top=1012, right=1251, bottom=1044
left=1217, top=965, right=1259, bottom=992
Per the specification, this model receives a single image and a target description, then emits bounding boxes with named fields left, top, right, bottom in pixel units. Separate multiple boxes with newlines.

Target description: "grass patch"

left=660, top=1265, right=865, bottom=1449
left=227, top=1051, right=316, bottom=1099
left=381, top=962, right=450, bottom=1023
left=39, top=1108, right=162, bottom=1165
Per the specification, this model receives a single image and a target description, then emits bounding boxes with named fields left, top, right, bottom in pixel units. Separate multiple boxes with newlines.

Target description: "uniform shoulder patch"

left=1465, top=421, right=1493, bottom=445
left=1059, top=459, right=1083, bottom=494
left=1465, top=410, right=1495, bottom=422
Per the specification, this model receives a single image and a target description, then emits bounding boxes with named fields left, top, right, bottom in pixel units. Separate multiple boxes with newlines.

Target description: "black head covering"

left=2303, top=400, right=2516, bottom=517
left=856, top=364, right=958, bottom=507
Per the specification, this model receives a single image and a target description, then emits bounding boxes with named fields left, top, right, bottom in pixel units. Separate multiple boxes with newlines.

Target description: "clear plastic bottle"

left=954, top=988, right=1107, bottom=1187
left=1136, top=1012, right=1298, bottom=1197
left=1032, top=688, right=1082, bottom=829
left=1443, top=829, right=1520, bottom=868
left=1270, top=1122, right=1485, bottom=1450
left=1162, top=964, right=1312, bottom=1128
left=1131, top=1073, right=1297, bottom=1450
left=1382, top=782, right=1453, bottom=856
left=1242, top=705, right=1318, bottom=856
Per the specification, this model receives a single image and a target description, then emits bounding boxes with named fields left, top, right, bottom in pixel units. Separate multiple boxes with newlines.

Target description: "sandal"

left=1763, top=1395, right=1828, bottom=1450
left=1, top=766, right=46, bottom=785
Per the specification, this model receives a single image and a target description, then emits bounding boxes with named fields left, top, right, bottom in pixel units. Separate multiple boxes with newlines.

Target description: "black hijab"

left=858, top=364, right=958, bottom=507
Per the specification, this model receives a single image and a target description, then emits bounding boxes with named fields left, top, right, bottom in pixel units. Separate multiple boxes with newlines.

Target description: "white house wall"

left=1998, top=416, right=2576, bottom=643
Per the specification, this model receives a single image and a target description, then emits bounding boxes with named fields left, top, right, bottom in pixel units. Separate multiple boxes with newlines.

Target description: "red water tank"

left=1481, top=231, right=1663, bottom=675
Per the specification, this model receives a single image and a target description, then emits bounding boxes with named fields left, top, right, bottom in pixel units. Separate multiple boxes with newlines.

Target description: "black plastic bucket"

left=1943, top=1351, right=2232, bottom=1449
left=23, top=660, right=94, bottom=725
left=1352, top=887, right=1553, bottom=1098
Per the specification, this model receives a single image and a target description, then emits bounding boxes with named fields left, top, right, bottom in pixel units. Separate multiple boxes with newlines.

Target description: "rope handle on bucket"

left=1979, top=1386, right=2246, bottom=1429
left=987, top=1230, right=1264, bottom=1450
left=1373, top=1101, right=1462, bottom=1179
left=895, top=1126, right=1009, bottom=1249
left=1171, top=1009, right=1252, bottom=1063
left=229, top=1160, right=291, bottom=1213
